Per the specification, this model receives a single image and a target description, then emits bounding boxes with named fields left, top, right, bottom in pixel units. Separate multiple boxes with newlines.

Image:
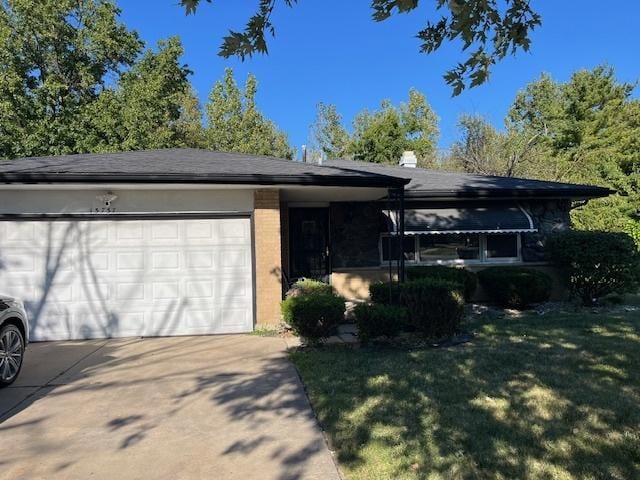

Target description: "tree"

left=348, top=89, right=439, bottom=165
left=507, top=66, right=639, bottom=237
left=204, top=68, right=293, bottom=158
left=78, top=37, right=201, bottom=152
left=309, top=89, right=438, bottom=164
left=179, top=0, right=541, bottom=95
left=447, top=114, right=543, bottom=177
left=310, top=103, right=350, bottom=160
left=0, top=0, right=142, bottom=158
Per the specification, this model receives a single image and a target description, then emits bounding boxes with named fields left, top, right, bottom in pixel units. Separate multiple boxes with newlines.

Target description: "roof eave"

left=0, top=173, right=409, bottom=188
left=403, top=187, right=613, bottom=200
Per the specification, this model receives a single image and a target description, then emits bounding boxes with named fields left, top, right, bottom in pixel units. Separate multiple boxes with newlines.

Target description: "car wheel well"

left=1, top=318, right=25, bottom=341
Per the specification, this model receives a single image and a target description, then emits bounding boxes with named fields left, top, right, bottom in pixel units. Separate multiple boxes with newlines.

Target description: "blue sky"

left=118, top=1, right=639, bottom=157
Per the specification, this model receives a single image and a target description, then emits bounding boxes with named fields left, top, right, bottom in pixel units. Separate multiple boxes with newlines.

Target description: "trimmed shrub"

left=285, top=278, right=333, bottom=298
left=370, top=278, right=464, bottom=338
left=407, top=265, right=478, bottom=300
left=370, top=281, right=400, bottom=306
left=548, top=230, right=640, bottom=304
left=353, top=304, right=408, bottom=344
left=281, top=293, right=345, bottom=340
left=478, top=267, right=552, bottom=308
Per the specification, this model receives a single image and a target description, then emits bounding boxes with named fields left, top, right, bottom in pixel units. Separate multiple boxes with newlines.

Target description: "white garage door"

left=0, top=217, right=254, bottom=341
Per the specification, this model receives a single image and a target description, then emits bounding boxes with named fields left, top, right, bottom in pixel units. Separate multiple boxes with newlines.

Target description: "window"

left=381, top=236, right=416, bottom=262
left=486, top=234, right=519, bottom=259
left=418, top=234, right=480, bottom=261
left=380, top=233, right=521, bottom=265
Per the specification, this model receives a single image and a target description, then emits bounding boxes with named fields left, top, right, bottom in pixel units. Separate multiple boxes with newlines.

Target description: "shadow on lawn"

left=291, top=312, right=640, bottom=479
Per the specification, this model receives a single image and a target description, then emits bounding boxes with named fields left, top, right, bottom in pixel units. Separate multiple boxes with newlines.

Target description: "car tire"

left=0, top=324, right=25, bottom=388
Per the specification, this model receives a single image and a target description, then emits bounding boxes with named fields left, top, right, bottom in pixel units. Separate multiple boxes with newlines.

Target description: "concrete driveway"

left=0, top=335, right=340, bottom=480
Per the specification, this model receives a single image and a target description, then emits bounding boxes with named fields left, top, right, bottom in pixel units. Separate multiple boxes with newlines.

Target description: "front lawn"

left=290, top=311, right=640, bottom=479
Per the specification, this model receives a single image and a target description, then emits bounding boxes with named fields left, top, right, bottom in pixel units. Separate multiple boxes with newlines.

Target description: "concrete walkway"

left=0, top=335, right=340, bottom=480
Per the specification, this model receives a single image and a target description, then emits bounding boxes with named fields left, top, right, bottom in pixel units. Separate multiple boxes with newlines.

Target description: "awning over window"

left=385, top=204, right=536, bottom=234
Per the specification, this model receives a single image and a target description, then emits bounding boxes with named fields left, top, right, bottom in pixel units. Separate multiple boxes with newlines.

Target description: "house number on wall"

left=92, top=192, right=118, bottom=214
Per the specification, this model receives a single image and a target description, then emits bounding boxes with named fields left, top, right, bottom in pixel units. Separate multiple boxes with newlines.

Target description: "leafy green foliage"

left=77, top=37, right=200, bottom=152
left=548, top=231, right=640, bottom=304
left=445, top=114, right=544, bottom=177
left=281, top=292, right=345, bottom=340
left=353, top=303, right=408, bottom=344
left=285, top=278, right=334, bottom=298
left=310, top=89, right=438, bottom=164
left=406, top=265, right=478, bottom=301
left=477, top=267, right=552, bottom=308
left=1, top=3, right=292, bottom=159
left=507, top=66, right=639, bottom=237
left=204, top=68, right=294, bottom=158
left=0, top=0, right=142, bottom=157
left=180, top=0, right=541, bottom=95
left=370, top=279, right=464, bottom=338
left=310, top=103, right=350, bottom=160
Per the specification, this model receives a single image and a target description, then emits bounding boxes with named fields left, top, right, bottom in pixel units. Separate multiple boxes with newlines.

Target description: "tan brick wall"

left=280, top=205, right=290, bottom=279
left=254, top=189, right=283, bottom=327
left=332, top=265, right=566, bottom=302
left=331, top=269, right=398, bottom=301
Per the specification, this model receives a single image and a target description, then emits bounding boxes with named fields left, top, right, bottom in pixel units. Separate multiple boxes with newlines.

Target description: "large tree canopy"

left=0, top=1, right=293, bottom=159
left=77, top=36, right=199, bottom=152
left=446, top=66, right=638, bottom=242
left=311, top=88, right=439, bottom=165
left=204, top=68, right=294, bottom=159
left=0, top=0, right=142, bottom=157
left=446, top=114, right=542, bottom=177
left=507, top=66, right=639, bottom=236
left=179, top=0, right=541, bottom=95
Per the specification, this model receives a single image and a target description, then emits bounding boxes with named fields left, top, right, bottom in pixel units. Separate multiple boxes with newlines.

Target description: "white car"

left=0, top=295, right=29, bottom=387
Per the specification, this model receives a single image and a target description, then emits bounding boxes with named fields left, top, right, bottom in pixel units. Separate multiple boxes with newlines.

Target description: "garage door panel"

left=219, top=248, right=251, bottom=268
left=0, top=218, right=254, bottom=340
left=151, top=251, right=180, bottom=270
left=115, top=223, right=145, bottom=241
left=73, top=283, right=111, bottom=302
left=185, top=251, right=216, bottom=269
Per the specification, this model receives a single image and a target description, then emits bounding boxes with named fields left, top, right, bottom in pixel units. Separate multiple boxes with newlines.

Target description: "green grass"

left=290, top=311, right=640, bottom=479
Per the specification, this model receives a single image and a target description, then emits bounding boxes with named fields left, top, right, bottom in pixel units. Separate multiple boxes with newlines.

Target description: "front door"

left=289, top=208, right=330, bottom=281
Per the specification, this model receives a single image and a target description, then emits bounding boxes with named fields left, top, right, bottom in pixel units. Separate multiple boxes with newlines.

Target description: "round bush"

left=281, top=293, right=345, bottom=340
left=548, top=230, right=640, bottom=304
left=353, top=303, right=408, bottom=344
left=370, top=278, right=464, bottom=338
left=478, top=267, right=552, bottom=308
left=406, top=265, right=478, bottom=300
left=285, top=278, right=333, bottom=298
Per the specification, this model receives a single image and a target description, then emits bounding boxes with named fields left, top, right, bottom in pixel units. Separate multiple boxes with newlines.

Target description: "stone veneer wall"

left=520, top=200, right=572, bottom=262
left=330, top=199, right=572, bottom=268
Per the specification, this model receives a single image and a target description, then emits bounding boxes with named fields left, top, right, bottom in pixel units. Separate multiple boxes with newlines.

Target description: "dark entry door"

left=289, top=208, right=330, bottom=280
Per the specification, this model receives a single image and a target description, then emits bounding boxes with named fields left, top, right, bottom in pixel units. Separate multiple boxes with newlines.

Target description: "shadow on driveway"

left=0, top=335, right=339, bottom=480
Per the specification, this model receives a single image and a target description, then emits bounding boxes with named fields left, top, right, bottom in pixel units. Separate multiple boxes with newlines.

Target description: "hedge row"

left=477, top=267, right=552, bottom=308
left=370, top=277, right=465, bottom=338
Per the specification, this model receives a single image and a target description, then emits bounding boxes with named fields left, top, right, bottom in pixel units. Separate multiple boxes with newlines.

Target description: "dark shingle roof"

left=0, top=149, right=612, bottom=198
left=0, top=148, right=407, bottom=188
left=325, top=159, right=612, bottom=199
